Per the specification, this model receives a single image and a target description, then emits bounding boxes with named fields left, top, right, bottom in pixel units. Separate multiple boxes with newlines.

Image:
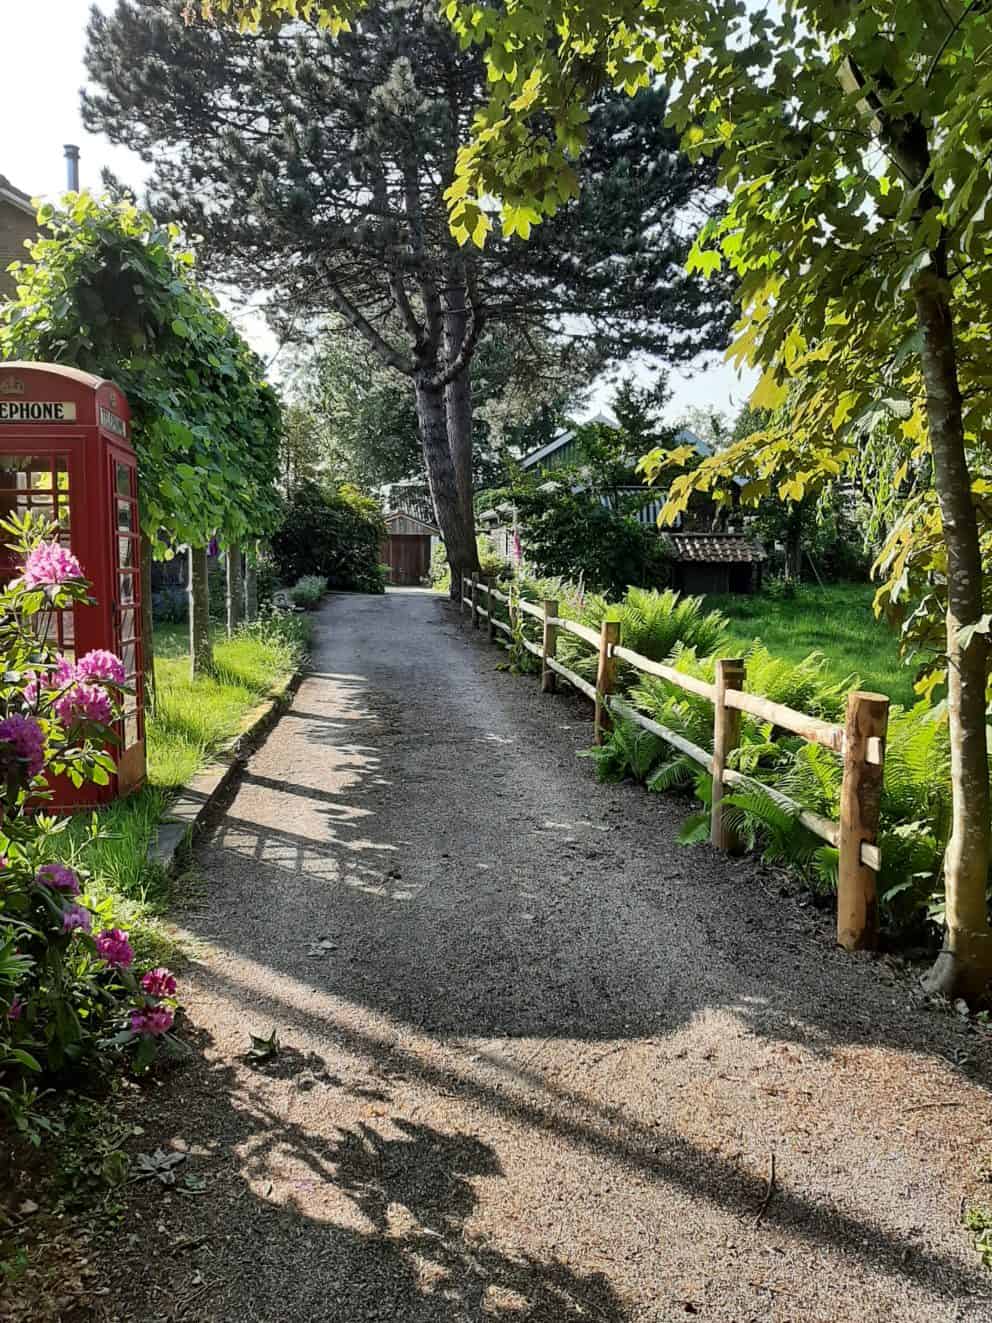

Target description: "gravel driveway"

left=97, top=590, right=992, bottom=1322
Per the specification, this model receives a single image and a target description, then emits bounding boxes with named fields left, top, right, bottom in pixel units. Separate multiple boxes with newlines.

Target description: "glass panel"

left=0, top=456, right=53, bottom=490
left=118, top=536, right=134, bottom=569
left=119, top=608, right=135, bottom=641
left=119, top=572, right=135, bottom=604
left=122, top=641, right=137, bottom=675
left=116, top=462, right=132, bottom=498
left=117, top=500, right=133, bottom=532
left=125, top=712, right=140, bottom=747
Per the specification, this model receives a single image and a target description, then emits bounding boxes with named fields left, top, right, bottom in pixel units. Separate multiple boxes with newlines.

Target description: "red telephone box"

left=0, top=362, right=146, bottom=804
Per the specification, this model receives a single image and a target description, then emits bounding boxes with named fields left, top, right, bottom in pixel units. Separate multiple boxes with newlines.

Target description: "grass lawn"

left=148, top=621, right=306, bottom=789
left=705, top=581, right=918, bottom=709
left=67, top=614, right=311, bottom=961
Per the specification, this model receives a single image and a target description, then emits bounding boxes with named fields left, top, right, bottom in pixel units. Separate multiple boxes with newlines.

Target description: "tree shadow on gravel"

left=98, top=1030, right=630, bottom=1323
left=181, top=960, right=992, bottom=1314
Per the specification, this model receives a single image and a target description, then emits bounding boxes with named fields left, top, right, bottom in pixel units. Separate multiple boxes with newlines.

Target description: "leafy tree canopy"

left=0, top=194, right=280, bottom=552
left=288, top=319, right=594, bottom=492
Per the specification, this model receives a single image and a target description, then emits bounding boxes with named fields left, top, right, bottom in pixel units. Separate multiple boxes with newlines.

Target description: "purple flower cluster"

left=0, top=715, right=46, bottom=777
left=141, top=967, right=177, bottom=998
left=35, top=863, right=81, bottom=895
left=94, top=928, right=134, bottom=970
left=23, top=651, right=123, bottom=728
left=76, top=650, right=126, bottom=687
left=129, top=1005, right=174, bottom=1037
left=62, top=904, right=93, bottom=934
left=20, top=543, right=83, bottom=588
left=53, top=683, right=113, bottom=727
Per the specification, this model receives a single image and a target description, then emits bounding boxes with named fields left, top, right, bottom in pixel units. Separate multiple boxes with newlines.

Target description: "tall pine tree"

left=84, top=0, right=728, bottom=593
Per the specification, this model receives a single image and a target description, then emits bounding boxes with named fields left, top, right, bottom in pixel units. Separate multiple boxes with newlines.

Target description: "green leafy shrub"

left=431, top=535, right=506, bottom=596
left=0, top=514, right=183, bottom=1138
left=288, top=574, right=328, bottom=609
left=272, top=480, right=386, bottom=592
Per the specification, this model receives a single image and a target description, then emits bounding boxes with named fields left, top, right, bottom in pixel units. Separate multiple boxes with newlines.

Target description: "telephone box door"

left=108, top=450, right=145, bottom=795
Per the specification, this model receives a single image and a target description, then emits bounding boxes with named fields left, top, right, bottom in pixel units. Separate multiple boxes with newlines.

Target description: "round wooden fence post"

left=837, top=690, right=889, bottom=951
left=711, top=658, right=746, bottom=852
left=471, top=572, right=480, bottom=628
left=487, top=577, right=496, bottom=642
left=541, top=600, right=559, bottom=693
left=594, top=619, right=620, bottom=745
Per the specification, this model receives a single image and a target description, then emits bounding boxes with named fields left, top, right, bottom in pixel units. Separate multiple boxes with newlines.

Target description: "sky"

left=0, top=0, right=757, bottom=426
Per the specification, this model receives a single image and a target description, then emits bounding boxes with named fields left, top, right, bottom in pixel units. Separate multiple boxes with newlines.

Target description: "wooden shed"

left=666, top=533, right=766, bottom=595
left=380, top=510, right=439, bottom=586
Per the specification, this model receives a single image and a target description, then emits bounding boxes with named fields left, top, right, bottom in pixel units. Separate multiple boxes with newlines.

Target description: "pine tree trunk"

left=139, top=532, right=156, bottom=716
left=188, top=546, right=213, bottom=679
left=445, top=300, right=475, bottom=517
left=226, top=545, right=244, bottom=637
left=915, top=273, right=992, bottom=1000
left=415, top=371, right=478, bottom=600
left=245, top=544, right=259, bottom=623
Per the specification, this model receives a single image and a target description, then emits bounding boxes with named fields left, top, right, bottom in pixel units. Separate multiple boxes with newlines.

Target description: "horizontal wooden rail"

left=517, top=598, right=545, bottom=621
left=612, top=645, right=717, bottom=701
left=521, top=638, right=543, bottom=659
left=721, top=767, right=880, bottom=870
left=477, top=605, right=489, bottom=620
left=724, top=689, right=844, bottom=753
left=721, top=767, right=838, bottom=847
left=547, top=656, right=598, bottom=703
left=547, top=616, right=601, bottom=649
left=492, top=617, right=512, bottom=637
left=608, top=695, right=712, bottom=770
left=489, top=587, right=509, bottom=604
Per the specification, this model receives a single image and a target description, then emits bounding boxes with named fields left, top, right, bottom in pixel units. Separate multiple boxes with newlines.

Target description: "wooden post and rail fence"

left=461, top=574, right=889, bottom=953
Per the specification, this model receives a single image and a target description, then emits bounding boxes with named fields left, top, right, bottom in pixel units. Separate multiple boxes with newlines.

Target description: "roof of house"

left=0, top=174, right=34, bottom=217
left=665, top=533, right=766, bottom=563
left=384, top=509, right=439, bottom=535
left=519, top=419, right=708, bottom=472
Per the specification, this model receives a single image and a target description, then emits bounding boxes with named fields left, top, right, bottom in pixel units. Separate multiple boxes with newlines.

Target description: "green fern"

left=579, top=719, right=664, bottom=784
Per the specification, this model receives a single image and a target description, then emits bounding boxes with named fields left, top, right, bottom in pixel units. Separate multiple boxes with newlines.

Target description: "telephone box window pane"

left=27, top=495, right=55, bottom=521
left=119, top=573, right=135, bottom=604
left=116, top=462, right=133, bottom=498
left=119, top=608, right=135, bottom=641
left=125, top=712, right=140, bottom=747
left=118, top=536, right=134, bottom=568
left=0, top=456, right=53, bottom=490
left=122, top=641, right=137, bottom=675
left=117, top=500, right=133, bottom=532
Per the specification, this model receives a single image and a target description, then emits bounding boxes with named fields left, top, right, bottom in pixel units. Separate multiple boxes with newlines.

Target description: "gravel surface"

left=93, top=590, right=992, bottom=1322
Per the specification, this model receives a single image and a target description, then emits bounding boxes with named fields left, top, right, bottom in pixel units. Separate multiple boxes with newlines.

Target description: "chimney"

left=64, top=144, right=80, bottom=192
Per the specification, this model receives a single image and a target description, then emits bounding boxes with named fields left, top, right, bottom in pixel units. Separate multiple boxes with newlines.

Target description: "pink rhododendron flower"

left=7, top=995, right=24, bottom=1021
left=54, top=683, right=113, bottom=727
left=21, top=543, right=83, bottom=588
left=0, top=715, right=45, bottom=777
left=35, top=863, right=81, bottom=895
left=23, top=655, right=76, bottom=706
left=75, top=650, right=126, bottom=687
left=129, top=1005, right=174, bottom=1037
left=95, top=928, right=133, bottom=969
left=62, top=903, right=92, bottom=934
left=140, top=967, right=177, bottom=999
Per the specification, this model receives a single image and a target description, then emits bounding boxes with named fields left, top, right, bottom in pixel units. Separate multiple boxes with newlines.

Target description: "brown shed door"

left=384, top=534, right=430, bottom=585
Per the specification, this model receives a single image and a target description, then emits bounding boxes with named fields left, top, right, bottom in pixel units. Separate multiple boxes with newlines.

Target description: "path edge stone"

left=147, top=664, right=307, bottom=873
